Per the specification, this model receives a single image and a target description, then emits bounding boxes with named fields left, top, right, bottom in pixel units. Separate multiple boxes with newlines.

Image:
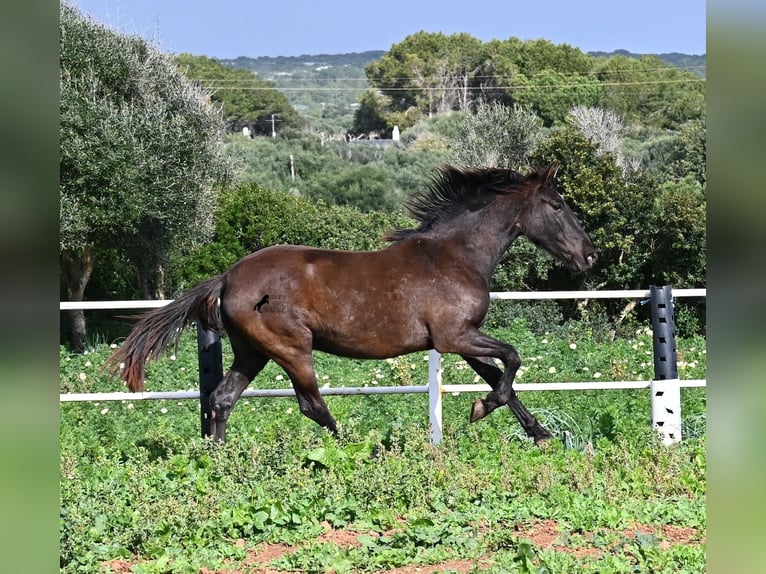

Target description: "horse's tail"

left=107, top=275, right=225, bottom=392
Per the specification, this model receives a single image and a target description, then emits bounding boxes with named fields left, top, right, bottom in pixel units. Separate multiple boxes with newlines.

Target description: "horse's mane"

left=386, top=165, right=527, bottom=242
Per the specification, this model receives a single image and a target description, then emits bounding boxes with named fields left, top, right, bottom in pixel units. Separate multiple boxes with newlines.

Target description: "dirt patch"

left=101, top=520, right=704, bottom=573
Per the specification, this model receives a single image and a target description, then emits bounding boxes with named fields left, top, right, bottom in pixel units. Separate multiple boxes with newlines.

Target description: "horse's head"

left=515, top=162, right=597, bottom=273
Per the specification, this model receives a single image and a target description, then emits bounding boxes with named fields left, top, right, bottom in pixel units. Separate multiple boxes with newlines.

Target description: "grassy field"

left=60, top=318, right=706, bottom=573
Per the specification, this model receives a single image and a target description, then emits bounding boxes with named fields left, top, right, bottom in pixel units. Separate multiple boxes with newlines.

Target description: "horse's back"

left=219, top=244, right=436, bottom=358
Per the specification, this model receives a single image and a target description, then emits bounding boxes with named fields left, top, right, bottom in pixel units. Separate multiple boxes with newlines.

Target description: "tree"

left=595, top=54, right=705, bottom=129
left=60, top=3, right=232, bottom=349
left=174, top=54, right=303, bottom=135
left=449, top=102, right=544, bottom=169
left=568, top=105, right=627, bottom=169
left=352, top=90, right=394, bottom=136
left=365, top=32, right=489, bottom=119
left=511, top=69, right=602, bottom=126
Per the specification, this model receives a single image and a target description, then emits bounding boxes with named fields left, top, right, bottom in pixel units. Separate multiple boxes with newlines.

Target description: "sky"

left=72, top=0, right=706, bottom=59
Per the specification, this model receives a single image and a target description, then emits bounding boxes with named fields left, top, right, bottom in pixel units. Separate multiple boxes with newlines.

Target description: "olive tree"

left=449, top=102, right=544, bottom=169
left=60, top=3, right=232, bottom=349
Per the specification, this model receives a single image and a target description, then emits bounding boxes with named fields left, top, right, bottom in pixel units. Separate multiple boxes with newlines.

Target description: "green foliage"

left=449, top=102, right=544, bottom=169
left=352, top=89, right=396, bottom=135
left=512, top=69, right=603, bottom=126
left=365, top=33, right=702, bottom=134
left=223, top=130, right=448, bottom=211
left=594, top=54, right=705, bottom=129
left=60, top=322, right=706, bottom=573
left=169, top=182, right=413, bottom=289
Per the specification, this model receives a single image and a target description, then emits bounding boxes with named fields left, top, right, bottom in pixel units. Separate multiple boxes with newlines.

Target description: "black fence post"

left=197, top=323, right=223, bottom=439
left=649, top=285, right=682, bottom=444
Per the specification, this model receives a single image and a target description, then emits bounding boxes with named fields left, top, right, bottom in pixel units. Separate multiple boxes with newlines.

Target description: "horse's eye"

left=551, top=201, right=563, bottom=212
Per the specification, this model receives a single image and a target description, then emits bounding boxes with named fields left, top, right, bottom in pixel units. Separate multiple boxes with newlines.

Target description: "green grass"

left=60, top=320, right=706, bottom=573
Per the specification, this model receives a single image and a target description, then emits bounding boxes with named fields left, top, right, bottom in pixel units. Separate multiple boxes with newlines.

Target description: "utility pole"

left=271, top=113, right=280, bottom=138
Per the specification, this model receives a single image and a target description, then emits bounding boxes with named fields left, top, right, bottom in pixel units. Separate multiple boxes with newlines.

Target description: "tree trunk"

left=153, top=263, right=166, bottom=300
left=61, top=246, right=96, bottom=352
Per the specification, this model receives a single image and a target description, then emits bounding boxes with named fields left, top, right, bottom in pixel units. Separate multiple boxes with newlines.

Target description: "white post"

left=428, top=349, right=443, bottom=444
left=651, top=378, right=682, bottom=445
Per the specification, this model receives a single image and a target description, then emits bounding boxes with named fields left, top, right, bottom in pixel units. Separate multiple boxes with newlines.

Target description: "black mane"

left=386, top=165, right=526, bottom=242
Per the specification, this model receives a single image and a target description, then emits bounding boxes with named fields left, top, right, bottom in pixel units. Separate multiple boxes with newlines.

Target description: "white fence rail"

left=60, top=289, right=707, bottom=444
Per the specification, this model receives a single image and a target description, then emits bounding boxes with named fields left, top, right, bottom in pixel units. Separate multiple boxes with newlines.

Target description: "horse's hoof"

left=534, top=435, right=552, bottom=448
left=533, top=427, right=553, bottom=447
left=470, top=399, right=486, bottom=423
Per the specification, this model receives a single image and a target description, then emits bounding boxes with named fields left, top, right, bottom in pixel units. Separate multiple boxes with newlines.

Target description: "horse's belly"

left=311, top=312, right=430, bottom=360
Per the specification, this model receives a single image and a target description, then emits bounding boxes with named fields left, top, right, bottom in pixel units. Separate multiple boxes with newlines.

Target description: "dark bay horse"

left=109, top=162, right=597, bottom=444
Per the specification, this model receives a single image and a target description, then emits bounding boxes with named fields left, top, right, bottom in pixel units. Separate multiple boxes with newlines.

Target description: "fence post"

left=428, top=349, right=443, bottom=444
left=649, top=285, right=682, bottom=445
left=197, top=323, right=223, bottom=439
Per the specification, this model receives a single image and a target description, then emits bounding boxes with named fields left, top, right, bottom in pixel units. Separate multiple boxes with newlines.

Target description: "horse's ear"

left=542, top=160, right=560, bottom=184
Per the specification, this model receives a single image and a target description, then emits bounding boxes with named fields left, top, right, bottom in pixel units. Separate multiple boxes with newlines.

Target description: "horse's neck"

left=431, top=208, right=522, bottom=284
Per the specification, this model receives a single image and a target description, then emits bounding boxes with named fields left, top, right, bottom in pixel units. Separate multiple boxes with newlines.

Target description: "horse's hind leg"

left=209, top=335, right=269, bottom=442
left=462, top=355, right=551, bottom=445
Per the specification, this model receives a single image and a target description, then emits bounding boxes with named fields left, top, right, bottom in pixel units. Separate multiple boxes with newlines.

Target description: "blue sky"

left=72, top=0, right=706, bottom=59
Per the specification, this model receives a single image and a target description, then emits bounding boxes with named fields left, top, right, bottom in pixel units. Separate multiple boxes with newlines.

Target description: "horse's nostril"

left=586, top=253, right=597, bottom=266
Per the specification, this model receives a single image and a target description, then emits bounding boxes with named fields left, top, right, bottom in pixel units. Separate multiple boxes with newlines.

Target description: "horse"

left=108, top=161, right=597, bottom=444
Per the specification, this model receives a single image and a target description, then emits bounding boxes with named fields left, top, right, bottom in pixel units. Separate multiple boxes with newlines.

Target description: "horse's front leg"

left=462, top=355, right=552, bottom=445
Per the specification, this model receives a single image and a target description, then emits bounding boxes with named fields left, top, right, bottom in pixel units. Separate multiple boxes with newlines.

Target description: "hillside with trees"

left=220, top=51, right=385, bottom=135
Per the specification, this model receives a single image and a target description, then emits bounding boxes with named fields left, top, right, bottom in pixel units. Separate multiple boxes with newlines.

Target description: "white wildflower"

left=569, top=343, right=577, bottom=350
left=84, top=360, right=92, bottom=367
left=160, top=408, right=168, bottom=414
left=594, top=372, right=602, bottom=378
left=78, top=373, right=87, bottom=381
left=100, top=408, right=109, bottom=415
left=542, top=338, right=548, bottom=344
left=548, top=366, right=557, bottom=374
left=110, top=343, right=117, bottom=349
left=286, top=407, right=293, bottom=415
left=276, top=374, right=284, bottom=381
left=169, top=354, right=176, bottom=361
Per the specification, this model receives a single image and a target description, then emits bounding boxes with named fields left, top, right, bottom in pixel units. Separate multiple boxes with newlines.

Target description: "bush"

left=169, top=183, right=413, bottom=291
